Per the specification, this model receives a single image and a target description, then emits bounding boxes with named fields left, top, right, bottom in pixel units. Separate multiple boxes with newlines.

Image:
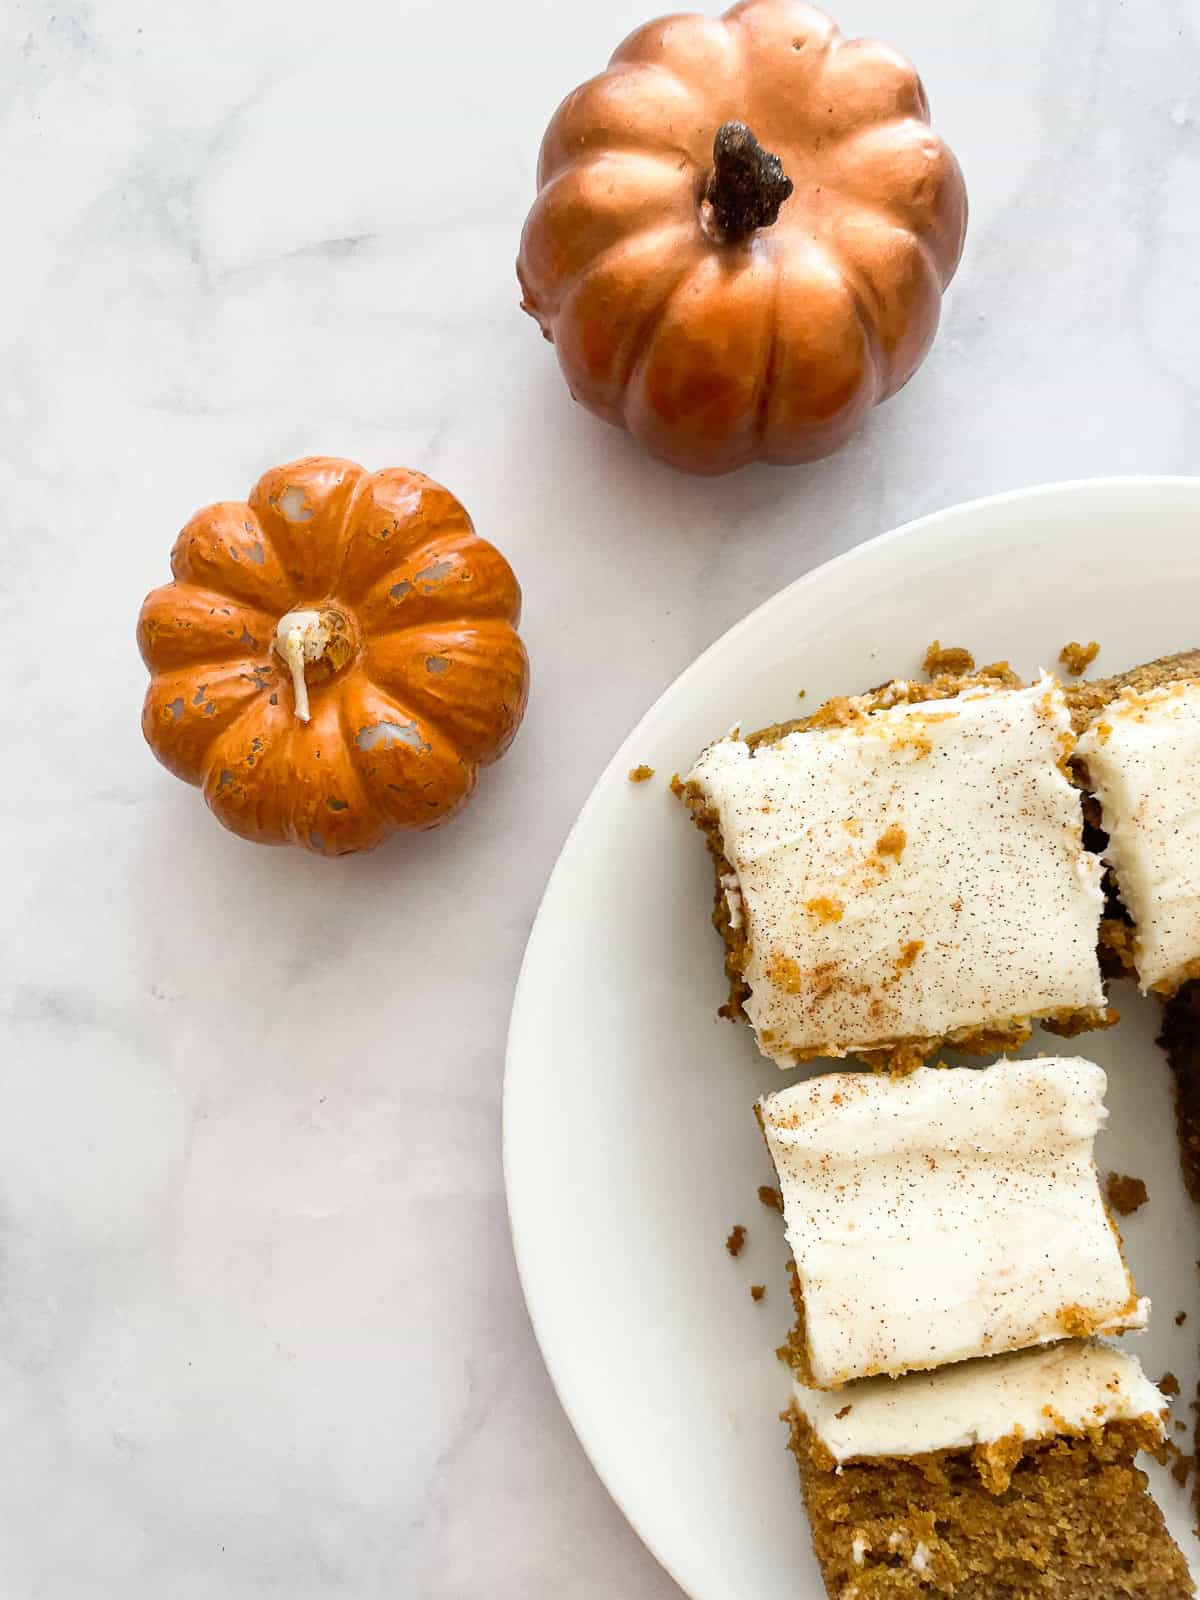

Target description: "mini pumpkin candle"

left=517, top=0, right=967, bottom=475
left=137, top=458, right=529, bottom=855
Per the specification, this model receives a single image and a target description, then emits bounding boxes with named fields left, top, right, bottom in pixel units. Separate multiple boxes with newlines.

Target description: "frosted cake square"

left=1077, top=679, right=1200, bottom=994
left=759, top=1058, right=1146, bottom=1389
left=787, top=1341, right=1191, bottom=1600
left=683, top=676, right=1106, bottom=1069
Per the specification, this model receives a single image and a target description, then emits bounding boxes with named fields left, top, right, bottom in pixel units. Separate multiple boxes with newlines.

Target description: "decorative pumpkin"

left=137, top=458, right=529, bottom=855
left=517, top=0, right=967, bottom=476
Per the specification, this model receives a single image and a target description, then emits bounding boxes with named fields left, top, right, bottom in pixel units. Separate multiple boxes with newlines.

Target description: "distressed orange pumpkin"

left=137, top=457, right=529, bottom=855
left=517, top=0, right=967, bottom=475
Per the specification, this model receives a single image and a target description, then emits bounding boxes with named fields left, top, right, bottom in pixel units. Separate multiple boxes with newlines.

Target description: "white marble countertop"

left=3, top=0, right=1199, bottom=1593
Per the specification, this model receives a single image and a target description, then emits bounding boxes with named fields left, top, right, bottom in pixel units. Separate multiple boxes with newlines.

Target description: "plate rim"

left=503, top=472, right=1200, bottom=1600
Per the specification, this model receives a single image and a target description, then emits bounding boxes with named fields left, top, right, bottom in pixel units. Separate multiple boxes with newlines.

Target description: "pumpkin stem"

left=704, top=121, right=793, bottom=242
left=273, top=608, right=362, bottom=723
left=273, top=611, right=327, bottom=722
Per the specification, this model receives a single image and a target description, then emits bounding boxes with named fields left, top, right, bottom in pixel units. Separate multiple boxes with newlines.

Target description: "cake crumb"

left=886, top=1041, right=928, bottom=1077
left=725, top=1224, right=747, bottom=1257
left=835, top=1404, right=853, bottom=1420
left=628, top=764, right=655, bottom=783
left=758, top=1184, right=784, bottom=1212
left=750, top=1284, right=766, bottom=1302
left=1161, top=1372, right=1182, bottom=1397
left=923, top=640, right=975, bottom=677
left=1060, top=640, right=1101, bottom=677
left=1105, top=1171, right=1149, bottom=1216
left=1056, top=1303, right=1098, bottom=1337
left=1153, top=1436, right=1193, bottom=1485
left=979, top=659, right=1020, bottom=684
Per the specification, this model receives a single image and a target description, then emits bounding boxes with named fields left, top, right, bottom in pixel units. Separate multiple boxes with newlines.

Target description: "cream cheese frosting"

left=1076, top=679, right=1200, bottom=991
left=793, top=1340, right=1167, bottom=1463
left=688, top=677, right=1105, bottom=1065
left=759, top=1058, right=1147, bottom=1388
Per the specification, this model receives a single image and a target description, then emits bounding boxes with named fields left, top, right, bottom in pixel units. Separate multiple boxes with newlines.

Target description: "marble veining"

left=1, top=0, right=1199, bottom=1593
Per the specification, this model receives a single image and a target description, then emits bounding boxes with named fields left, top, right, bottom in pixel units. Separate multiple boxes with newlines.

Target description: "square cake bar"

left=788, top=1341, right=1191, bottom=1600
left=685, top=677, right=1106, bottom=1070
left=759, top=1058, right=1146, bottom=1388
left=1077, top=679, right=1200, bottom=995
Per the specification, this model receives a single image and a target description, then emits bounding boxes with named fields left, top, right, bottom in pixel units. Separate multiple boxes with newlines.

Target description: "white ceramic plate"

left=505, top=479, right=1200, bottom=1600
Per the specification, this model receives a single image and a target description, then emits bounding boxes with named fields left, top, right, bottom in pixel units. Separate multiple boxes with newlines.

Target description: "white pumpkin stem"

left=272, top=609, right=330, bottom=723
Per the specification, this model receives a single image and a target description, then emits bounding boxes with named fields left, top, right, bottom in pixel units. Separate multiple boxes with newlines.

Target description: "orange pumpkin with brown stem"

left=137, top=458, right=529, bottom=855
left=517, top=0, right=967, bottom=475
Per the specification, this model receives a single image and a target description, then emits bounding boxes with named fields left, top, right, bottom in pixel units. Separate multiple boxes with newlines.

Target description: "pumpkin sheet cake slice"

left=759, top=1058, right=1147, bottom=1390
left=1076, top=678, right=1200, bottom=995
left=681, top=674, right=1107, bottom=1070
left=787, top=1341, right=1192, bottom=1600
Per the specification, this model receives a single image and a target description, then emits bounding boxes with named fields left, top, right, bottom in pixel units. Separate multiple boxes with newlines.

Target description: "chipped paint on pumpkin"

left=356, top=720, right=430, bottom=754
left=276, top=486, right=313, bottom=523
left=414, top=558, right=453, bottom=587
